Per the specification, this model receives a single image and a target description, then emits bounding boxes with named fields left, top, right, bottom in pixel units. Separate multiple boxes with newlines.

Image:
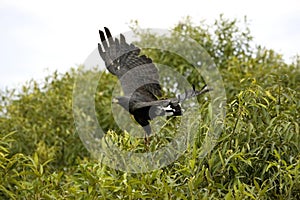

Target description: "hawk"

left=98, top=27, right=210, bottom=143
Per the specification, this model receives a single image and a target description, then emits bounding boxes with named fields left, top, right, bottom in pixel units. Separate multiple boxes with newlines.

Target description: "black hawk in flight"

left=98, top=27, right=210, bottom=143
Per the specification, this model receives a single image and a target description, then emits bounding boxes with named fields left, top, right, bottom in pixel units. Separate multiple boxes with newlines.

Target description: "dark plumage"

left=98, top=27, right=211, bottom=143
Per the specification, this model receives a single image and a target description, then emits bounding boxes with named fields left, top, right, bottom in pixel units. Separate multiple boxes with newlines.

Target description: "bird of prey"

left=98, top=27, right=211, bottom=144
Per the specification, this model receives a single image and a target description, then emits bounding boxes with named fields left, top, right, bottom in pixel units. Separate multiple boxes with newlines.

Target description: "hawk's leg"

left=143, top=124, right=152, bottom=145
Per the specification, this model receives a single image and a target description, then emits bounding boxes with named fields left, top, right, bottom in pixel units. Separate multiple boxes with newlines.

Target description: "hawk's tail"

left=177, top=84, right=212, bottom=103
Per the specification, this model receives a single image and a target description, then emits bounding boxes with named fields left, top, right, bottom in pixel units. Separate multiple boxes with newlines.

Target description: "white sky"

left=1, top=0, right=299, bottom=90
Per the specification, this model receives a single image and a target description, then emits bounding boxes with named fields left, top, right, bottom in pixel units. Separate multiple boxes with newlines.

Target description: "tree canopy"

left=0, top=16, right=299, bottom=199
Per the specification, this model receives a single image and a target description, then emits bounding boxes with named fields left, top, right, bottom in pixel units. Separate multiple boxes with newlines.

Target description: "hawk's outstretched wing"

left=132, top=84, right=211, bottom=111
left=98, top=27, right=162, bottom=102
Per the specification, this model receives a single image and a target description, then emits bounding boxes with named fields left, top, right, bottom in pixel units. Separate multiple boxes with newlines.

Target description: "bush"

left=0, top=16, right=299, bottom=199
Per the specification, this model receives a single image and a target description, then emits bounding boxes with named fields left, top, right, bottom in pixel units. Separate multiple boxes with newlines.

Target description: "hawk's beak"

left=112, top=98, right=119, bottom=104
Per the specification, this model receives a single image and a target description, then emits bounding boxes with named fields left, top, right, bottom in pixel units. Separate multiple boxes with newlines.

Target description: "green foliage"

left=0, top=16, right=299, bottom=199
left=1, top=70, right=89, bottom=169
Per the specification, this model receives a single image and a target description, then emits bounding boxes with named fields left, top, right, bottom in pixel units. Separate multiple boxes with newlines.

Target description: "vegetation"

left=0, top=16, right=299, bottom=199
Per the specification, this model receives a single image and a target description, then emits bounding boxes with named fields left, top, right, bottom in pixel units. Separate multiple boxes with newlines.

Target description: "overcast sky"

left=1, top=0, right=299, bottom=90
